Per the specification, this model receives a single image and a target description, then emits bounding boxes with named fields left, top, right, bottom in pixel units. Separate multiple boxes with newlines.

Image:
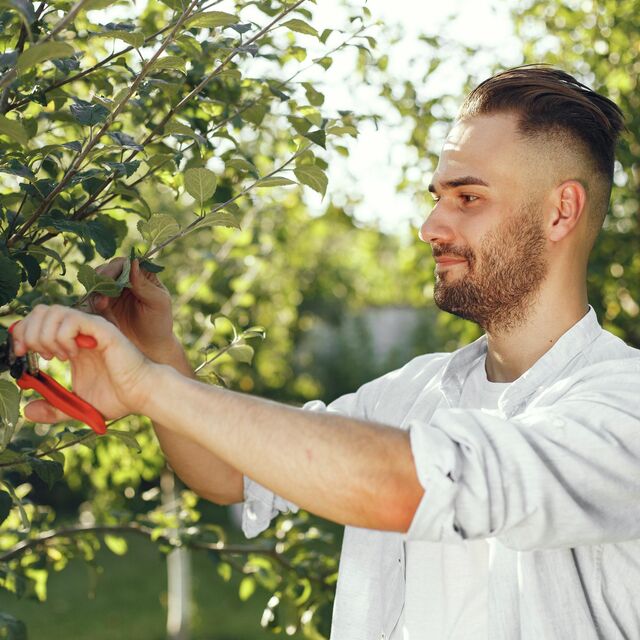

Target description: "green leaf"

left=116, top=258, right=132, bottom=288
left=137, top=214, right=180, bottom=248
left=108, top=131, right=143, bottom=150
left=70, top=99, right=110, bottom=126
left=106, top=429, right=141, bottom=452
left=0, top=115, right=29, bottom=147
left=294, top=165, right=328, bottom=197
left=227, top=344, right=254, bottom=364
left=0, top=159, right=34, bottom=179
left=303, top=82, right=324, bottom=106
left=238, top=576, right=256, bottom=601
left=282, top=18, right=318, bottom=37
left=327, top=124, right=358, bottom=137
left=0, top=0, right=35, bottom=25
left=164, top=120, right=206, bottom=145
left=16, top=41, right=75, bottom=75
left=104, top=534, right=128, bottom=555
left=186, top=11, right=238, bottom=29
left=303, top=129, right=326, bottom=149
left=0, top=490, right=12, bottom=525
left=314, top=56, right=333, bottom=70
left=0, top=612, right=27, bottom=640
left=184, top=167, right=217, bottom=204
left=0, top=450, right=31, bottom=475
left=77, top=264, right=122, bottom=297
left=25, top=245, right=66, bottom=275
left=0, top=255, right=21, bottom=305
left=94, top=30, right=144, bottom=48
left=217, top=561, right=232, bottom=582
left=257, top=177, right=297, bottom=188
left=14, top=251, right=41, bottom=287
left=30, top=457, right=64, bottom=489
left=0, top=380, right=20, bottom=427
left=148, top=55, right=186, bottom=75
left=226, top=157, right=259, bottom=178
left=241, top=104, right=267, bottom=126
left=198, top=211, right=240, bottom=230
left=139, top=260, right=164, bottom=273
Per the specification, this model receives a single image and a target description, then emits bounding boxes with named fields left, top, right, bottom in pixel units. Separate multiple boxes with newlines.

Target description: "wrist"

left=148, top=337, right=190, bottom=370
left=143, top=362, right=183, bottom=428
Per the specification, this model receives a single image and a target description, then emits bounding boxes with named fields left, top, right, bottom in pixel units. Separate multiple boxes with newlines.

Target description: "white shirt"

left=392, top=360, right=510, bottom=639
left=240, top=306, right=640, bottom=639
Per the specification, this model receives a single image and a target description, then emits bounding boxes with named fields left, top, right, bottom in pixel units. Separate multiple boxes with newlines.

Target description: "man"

left=12, top=65, right=640, bottom=639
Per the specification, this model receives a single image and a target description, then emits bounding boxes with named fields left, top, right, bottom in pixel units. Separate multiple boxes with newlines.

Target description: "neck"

left=484, top=288, right=590, bottom=383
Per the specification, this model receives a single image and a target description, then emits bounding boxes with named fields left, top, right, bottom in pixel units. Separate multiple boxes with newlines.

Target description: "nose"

left=419, top=203, right=455, bottom=245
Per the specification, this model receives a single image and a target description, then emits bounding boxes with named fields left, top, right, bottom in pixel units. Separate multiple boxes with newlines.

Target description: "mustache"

left=431, top=245, right=474, bottom=261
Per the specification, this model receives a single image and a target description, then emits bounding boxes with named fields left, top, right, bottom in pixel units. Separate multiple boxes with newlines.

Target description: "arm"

left=25, top=258, right=245, bottom=506
left=145, top=364, right=425, bottom=531
left=403, top=359, right=640, bottom=550
left=147, top=339, right=244, bottom=505
left=13, top=303, right=424, bottom=531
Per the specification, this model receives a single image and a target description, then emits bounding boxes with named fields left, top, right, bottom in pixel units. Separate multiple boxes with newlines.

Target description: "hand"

left=84, top=258, right=179, bottom=362
left=12, top=304, right=153, bottom=424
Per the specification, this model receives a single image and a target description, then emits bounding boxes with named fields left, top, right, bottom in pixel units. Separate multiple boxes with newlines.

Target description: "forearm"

left=147, top=340, right=243, bottom=505
left=145, top=363, right=424, bottom=531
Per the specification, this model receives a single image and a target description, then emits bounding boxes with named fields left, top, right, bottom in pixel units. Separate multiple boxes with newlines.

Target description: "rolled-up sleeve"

left=404, top=363, right=640, bottom=550
left=242, top=475, right=300, bottom=539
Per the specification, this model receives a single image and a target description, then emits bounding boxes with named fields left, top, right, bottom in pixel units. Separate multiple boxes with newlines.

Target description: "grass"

left=0, top=533, right=309, bottom=640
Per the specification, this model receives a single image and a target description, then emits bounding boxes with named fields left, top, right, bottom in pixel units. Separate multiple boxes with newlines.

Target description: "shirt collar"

left=439, top=305, right=602, bottom=414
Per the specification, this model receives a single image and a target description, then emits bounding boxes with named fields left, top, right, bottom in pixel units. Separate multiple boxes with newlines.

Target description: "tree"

left=0, top=0, right=385, bottom=636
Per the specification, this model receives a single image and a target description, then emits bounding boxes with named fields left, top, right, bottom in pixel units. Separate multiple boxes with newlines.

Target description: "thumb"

left=130, top=259, right=168, bottom=305
left=23, top=399, right=74, bottom=425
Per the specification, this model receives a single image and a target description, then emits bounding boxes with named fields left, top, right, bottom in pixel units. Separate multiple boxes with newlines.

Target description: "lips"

left=434, top=257, right=467, bottom=265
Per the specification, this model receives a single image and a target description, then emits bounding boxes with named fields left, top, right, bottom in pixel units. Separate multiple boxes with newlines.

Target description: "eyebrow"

left=428, top=176, right=490, bottom=193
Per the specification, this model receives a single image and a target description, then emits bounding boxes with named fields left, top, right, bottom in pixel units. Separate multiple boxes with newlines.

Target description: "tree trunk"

left=162, top=466, right=192, bottom=640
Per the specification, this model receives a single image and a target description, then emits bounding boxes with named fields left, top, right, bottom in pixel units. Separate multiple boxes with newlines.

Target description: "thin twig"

left=63, top=0, right=308, bottom=227
left=144, top=145, right=309, bottom=260
left=6, top=0, right=201, bottom=248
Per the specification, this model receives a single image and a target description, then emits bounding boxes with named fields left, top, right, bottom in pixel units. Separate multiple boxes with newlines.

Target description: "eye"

left=461, top=194, right=479, bottom=204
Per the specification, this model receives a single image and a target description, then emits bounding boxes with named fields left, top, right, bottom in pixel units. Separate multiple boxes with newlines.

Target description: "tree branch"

left=0, top=522, right=331, bottom=587
left=6, top=0, right=201, bottom=248
left=144, top=144, right=309, bottom=260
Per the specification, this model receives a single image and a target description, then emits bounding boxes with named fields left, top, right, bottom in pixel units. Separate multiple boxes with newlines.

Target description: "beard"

left=432, top=201, right=548, bottom=334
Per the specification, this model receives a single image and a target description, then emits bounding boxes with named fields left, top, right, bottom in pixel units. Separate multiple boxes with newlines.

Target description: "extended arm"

left=146, top=363, right=425, bottom=532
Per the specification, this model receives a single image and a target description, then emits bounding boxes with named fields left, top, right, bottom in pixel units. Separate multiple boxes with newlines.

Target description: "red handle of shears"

left=9, top=323, right=107, bottom=435
left=15, top=370, right=107, bottom=434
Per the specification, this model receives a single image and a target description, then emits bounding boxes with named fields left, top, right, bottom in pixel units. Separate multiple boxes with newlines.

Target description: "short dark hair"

left=459, top=64, right=625, bottom=227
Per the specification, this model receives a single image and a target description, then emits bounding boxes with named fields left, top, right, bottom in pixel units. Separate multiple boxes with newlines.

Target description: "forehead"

left=433, top=113, right=527, bottom=191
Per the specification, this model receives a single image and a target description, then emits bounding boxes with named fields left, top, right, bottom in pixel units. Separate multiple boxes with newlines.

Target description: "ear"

left=547, top=180, right=587, bottom=242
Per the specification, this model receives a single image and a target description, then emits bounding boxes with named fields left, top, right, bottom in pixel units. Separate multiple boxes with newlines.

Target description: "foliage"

left=0, top=0, right=385, bottom=636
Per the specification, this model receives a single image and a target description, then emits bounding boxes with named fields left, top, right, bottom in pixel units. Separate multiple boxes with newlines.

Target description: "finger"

left=23, top=399, right=74, bottom=425
left=39, top=304, right=72, bottom=361
left=130, top=259, right=169, bottom=305
left=89, top=294, right=110, bottom=313
left=56, top=308, right=114, bottom=354
left=22, top=305, right=56, bottom=360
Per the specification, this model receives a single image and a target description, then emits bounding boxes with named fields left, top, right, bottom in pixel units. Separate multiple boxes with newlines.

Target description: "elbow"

left=375, top=475, right=424, bottom=533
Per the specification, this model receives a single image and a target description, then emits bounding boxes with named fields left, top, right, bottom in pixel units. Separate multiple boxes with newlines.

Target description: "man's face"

left=420, top=113, right=549, bottom=333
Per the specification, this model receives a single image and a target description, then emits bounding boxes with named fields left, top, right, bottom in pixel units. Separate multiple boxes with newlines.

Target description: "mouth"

left=434, top=257, right=467, bottom=267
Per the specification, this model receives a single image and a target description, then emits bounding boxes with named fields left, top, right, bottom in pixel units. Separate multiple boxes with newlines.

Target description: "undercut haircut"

left=458, top=64, right=625, bottom=234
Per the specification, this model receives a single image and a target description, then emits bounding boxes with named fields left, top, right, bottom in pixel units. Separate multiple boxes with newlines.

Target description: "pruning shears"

left=0, top=322, right=107, bottom=434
